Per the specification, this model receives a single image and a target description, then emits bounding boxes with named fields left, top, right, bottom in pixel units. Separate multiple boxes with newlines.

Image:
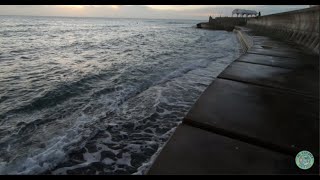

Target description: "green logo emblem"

left=295, top=150, right=314, bottom=170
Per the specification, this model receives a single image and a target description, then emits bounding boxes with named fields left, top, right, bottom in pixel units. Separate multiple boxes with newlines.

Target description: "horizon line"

left=0, top=14, right=207, bottom=21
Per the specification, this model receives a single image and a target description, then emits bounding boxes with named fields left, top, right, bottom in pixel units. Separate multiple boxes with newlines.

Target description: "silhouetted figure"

left=258, top=12, right=261, bottom=17
left=209, top=16, right=213, bottom=23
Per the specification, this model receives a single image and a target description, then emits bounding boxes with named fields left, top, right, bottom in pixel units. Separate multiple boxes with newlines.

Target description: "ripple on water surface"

left=0, top=16, right=240, bottom=174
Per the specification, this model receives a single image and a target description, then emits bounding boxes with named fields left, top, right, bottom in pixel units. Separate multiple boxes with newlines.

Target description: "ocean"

left=0, top=16, right=240, bottom=174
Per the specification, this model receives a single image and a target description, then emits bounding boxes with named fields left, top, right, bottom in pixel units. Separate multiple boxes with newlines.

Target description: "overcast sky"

left=0, top=5, right=309, bottom=20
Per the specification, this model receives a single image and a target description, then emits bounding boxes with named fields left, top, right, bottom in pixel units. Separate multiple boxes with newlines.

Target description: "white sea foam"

left=0, top=16, right=240, bottom=175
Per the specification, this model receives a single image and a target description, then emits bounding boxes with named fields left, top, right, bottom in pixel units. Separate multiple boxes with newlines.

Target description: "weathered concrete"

left=247, top=47, right=315, bottom=59
left=185, top=78, right=319, bottom=155
left=233, top=27, right=253, bottom=52
left=148, top=124, right=318, bottom=175
left=148, top=22, right=319, bottom=174
left=247, top=6, right=320, bottom=55
left=237, top=53, right=318, bottom=70
left=197, top=17, right=246, bottom=31
left=219, top=61, right=319, bottom=98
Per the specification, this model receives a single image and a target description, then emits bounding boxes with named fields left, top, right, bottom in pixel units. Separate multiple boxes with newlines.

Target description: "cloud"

left=0, top=5, right=309, bottom=20
left=254, top=5, right=310, bottom=15
left=147, top=5, right=211, bottom=11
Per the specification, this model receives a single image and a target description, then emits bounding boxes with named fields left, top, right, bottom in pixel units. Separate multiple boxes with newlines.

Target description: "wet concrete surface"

left=148, top=29, right=319, bottom=175
left=185, top=78, right=319, bottom=156
left=148, top=124, right=318, bottom=175
left=219, top=61, right=319, bottom=98
left=247, top=48, right=314, bottom=59
left=236, top=53, right=318, bottom=70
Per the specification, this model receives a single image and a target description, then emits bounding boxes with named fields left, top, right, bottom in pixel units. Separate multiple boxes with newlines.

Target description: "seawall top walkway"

left=148, top=28, right=319, bottom=174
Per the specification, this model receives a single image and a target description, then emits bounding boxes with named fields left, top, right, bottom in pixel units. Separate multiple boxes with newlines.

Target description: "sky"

left=0, top=5, right=310, bottom=20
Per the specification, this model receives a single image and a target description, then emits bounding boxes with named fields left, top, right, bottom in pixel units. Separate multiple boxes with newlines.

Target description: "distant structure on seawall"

left=232, top=9, right=258, bottom=17
left=196, top=8, right=257, bottom=31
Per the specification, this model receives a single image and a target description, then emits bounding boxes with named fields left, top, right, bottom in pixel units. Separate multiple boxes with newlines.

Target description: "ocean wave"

left=0, top=16, right=240, bottom=174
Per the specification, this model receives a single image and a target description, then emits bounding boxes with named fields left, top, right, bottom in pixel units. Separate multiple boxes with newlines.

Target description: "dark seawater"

left=0, top=16, right=240, bottom=174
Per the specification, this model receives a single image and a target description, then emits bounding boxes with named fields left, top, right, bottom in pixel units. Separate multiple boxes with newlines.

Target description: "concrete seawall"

left=197, top=17, right=246, bottom=31
left=148, top=7, right=319, bottom=174
left=148, top=26, right=319, bottom=175
left=233, top=27, right=253, bottom=53
left=246, top=6, right=320, bottom=55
